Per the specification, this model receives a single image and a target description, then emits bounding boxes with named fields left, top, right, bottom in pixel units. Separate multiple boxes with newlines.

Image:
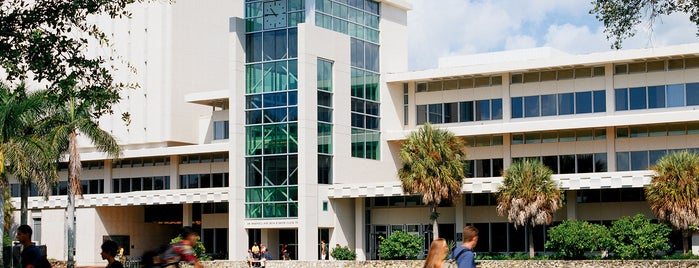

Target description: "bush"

left=377, top=231, right=423, bottom=260
left=330, top=245, right=356, bottom=260
left=170, top=235, right=211, bottom=261
left=545, top=220, right=614, bottom=259
left=3, top=233, right=10, bottom=246
left=609, top=214, right=671, bottom=260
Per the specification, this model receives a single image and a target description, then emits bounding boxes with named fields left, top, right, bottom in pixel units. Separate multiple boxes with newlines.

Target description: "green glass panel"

left=351, top=128, right=365, bottom=158
left=351, top=68, right=364, bottom=98
left=246, top=204, right=262, bottom=218
left=365, top=72, right=379, bottom=101
left=289, top=60, right=298, bottom=90
left=322, top=0, right=331, bottom=13
left=246, top=157, right=262, bottom=187
left=366, top=130, right=380, bottom=160
left=367, top=28, right=379, bottom=43
left=246, top=188, right=262, bottom=202
left=246, top=64, right=263, bottom=94
left=246, top=126, right=263, bottom=155
left=289, top=156, right=298, bottom=185
left=317, top=59, right=332, bottom=92
left=288, top=123, right=298, bottom=153
left=288, top=12, right=305, bottom=27
left=289, top=203, right=298, bottom=217
left=245, top=2, right=263, bottom=18
left=264, top=203, right=288, bottom=218
left=246, top=18, right=262, bottom=32
left=318, top=123, right=333, bottom=154
left=263, top=124, right=288, bottom=155
left=263, top=187, right=289, bottom=202
left=366, top=14, right=379, bottom=29
left=289, top=186, right=298, bottom=201
left=263, top=155, right=288, bottom=186
left=288, top=0, right=304, bottom=11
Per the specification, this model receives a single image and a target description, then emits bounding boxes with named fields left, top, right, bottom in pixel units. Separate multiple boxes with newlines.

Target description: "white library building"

left=8, top=0, right=699, bottom=265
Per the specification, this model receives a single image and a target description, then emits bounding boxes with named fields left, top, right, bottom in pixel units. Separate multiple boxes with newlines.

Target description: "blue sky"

left=407, top=0, right=699, bottom=70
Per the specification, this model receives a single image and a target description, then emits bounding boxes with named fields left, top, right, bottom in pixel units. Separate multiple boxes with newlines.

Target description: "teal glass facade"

left=315, top=0, right=381, bottom=160
left=244, top=0, right=305, bottom=218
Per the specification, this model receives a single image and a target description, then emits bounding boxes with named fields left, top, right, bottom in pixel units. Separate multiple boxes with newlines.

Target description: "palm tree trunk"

left=21, top=182, right=28, bottom=225
left=528, top=224, right=534, bottom=259
left=67, top=189, right=75, bottom=268
left=431, top=206, right=439, bottom=239
left=683, top=230, right=689, bottom=255
left=0, top=182, right=5, bottom=268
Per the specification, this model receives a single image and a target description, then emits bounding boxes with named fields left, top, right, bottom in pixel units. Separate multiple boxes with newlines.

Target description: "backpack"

left=443, top=247, right=469, bottom=268
left=39, top=255, right=52, bottom=268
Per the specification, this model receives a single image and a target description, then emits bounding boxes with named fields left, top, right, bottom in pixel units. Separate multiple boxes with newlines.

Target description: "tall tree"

left=45, top=93, right=120, bottom=268
left=497, top=159, right=562, bottom=258
left=590, top=0, right=699, bottom=49
left=0, top=82, right=58, bottom=266
left=398, top=124, right=467, bottom=239
left=646, top=150, right=699, bottom=254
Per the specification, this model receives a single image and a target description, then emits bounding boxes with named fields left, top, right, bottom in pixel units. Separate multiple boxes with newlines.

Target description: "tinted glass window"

left=687, top=83, right=699, bottom=106
left=647, top=85, right=666, bottom=109
left=667, top=84, right=685, bottom=107
left=416, top=105, right=426, bottom=125
left=542, top=156, right=558, bottom=174
left=476, top=100, right=490, bottom=121
left=524, top=96, right=540, bottom=117
left=629, top=87, right=647, bottom=110
left=460, top=101, right=473, bottom=122
left=577, top=154, right=593, bottom=173
left=615, top=88, right=628, bottom=111
left=444, top=103, right=458, bottom=123
left=511, top=97, right=523, bottom=118
left=559, top=155, right=576, bottom=174
left=558, top=93, right=574, bottom=115
left=428, top=104, right=442, bottom=123
left=630, top=151, right=649, bottom=170
left=575, top=91, right=592, bottom=114
left=491, top=99, right=503, bottom=120
left=594, top=153, right=607, bottom=172
left=541, top=94, right=557, bottom=116
left=593, top=90, right=606, bottom=113
left=616, top=152, right=630, bottom=171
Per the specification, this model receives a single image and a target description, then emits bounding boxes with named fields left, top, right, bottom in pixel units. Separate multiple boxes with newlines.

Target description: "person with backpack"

left=447, top=226, right=479, bottom=268
left=159, top=227, right=203, bottom=268
left=423, top=238, right=448, bottom=268
left=16, top=225, right=49, bottom=268
left=100, top=240, right=124, bottom=268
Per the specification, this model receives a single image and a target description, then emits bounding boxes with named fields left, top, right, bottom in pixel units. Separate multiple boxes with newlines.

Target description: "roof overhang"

left=185, top=89, right=230, bottom=109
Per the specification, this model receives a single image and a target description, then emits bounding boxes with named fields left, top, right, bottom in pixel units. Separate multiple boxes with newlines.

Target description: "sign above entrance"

left=244, top=219, right=299, bottom=228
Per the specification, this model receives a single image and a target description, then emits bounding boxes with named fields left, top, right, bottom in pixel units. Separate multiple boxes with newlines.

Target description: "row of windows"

left=351, top=128, right=380, bottom=159
left=416, top=99, right=503, bottom=125
left=512, top=129, right=607, bottom=144
left=317, top=0, right=379, bottom=16
left=245, top=60, right=299, bottom=94
left=316, top=13, right=378, bottom=44
left=416, top=75, right=503, bottom=92
left=511, top=90, right=605, bottom=118
left=616, top=148, right=699, bottom=171
left=614, top=57, right=699, bottom=75
left=114, top=157, right=171, bottom=168
left=245, top=201, right=298, bottom=218
left=112, top=176, right=171, bottom=193
left=513, top=153, right=608, bottom=174
left=616, top=123, right=699, bottom=138
left=10, top=179, right=104, bottom=197
left=464, top=188, right=644, bottom=207
left=179, top=153, right=229, bottom=164
left=511, top=66, right=605, bottom=84
left=246, top=90, right=298, bottom=109
left=615, top=83, right=699, bottom=111
left=179, top=173, right=229, bottom=189
left=465, top=159, right=503, bottom=178
left=315, top=0, right=379, bottom=43
left=246, top=107, right=298, bottom=125
left=463, top=135, right=503, bottom=147
left=246, top=10, right=304, bottom=32
left=245, top=29, right=298, bottom=63
left=58, top=161, right=105, bottom=171
left=318, top=59, right=334, bottom=185
left=246, top=123, right=299, bottom=156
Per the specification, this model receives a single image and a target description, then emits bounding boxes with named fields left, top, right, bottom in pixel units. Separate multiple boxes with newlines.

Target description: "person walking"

left=320, top=240, right=327, bottom=260
left=16, top=225, right=41, bottom=268
left=424, top=238, right=448, bottom=268
left=449, top=226, right=479, bottom=268
left=100, top=240, right=124, bottom=268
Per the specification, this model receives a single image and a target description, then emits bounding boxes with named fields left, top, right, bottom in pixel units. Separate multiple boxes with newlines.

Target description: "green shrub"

left=330, top=245, right=356, bottom=260
left=545, top=220, right=614, bottom=259
left=661, top=252, right=699, bottom=260
left=170, top=235, right=211, bottom=261
left=609, top=214, right=671, bottom=260
left=3, top=232, right=11, bottom=246
left=377, top=231, right=424, bottom=260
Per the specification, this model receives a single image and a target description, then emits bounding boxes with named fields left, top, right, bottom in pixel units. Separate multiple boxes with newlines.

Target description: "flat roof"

left=387, top=43, right=699, bottom=82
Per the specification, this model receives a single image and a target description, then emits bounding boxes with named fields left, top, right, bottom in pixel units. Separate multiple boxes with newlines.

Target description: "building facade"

left=8, top=0, right=699, bottom=265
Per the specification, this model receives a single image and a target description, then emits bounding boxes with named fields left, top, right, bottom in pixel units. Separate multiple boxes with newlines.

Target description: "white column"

left=566, top=190, right=577, bottom=220
left=454, top=197, right=464, bottom=244
left=170, top=155, right=179, bottom=190
left=104, top=160, right=113, bottom=193
left=354, top=198, right=366, bottom=261
left=182, top=204, right=193, bottom=227
left=692, top=233, right=699, bottom=255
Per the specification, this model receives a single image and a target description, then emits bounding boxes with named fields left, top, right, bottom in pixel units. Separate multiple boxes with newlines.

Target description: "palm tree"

left=0, top=83, right=58, bottom=266
left=496, top=159, right=562, bottom=258
left=398, top=124, right=466, bottom=239
left=46, top=95, right=120, bottom=268
left=646, top=150, right=699, bottom=254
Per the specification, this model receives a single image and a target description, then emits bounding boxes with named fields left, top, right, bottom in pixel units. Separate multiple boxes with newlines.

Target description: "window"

left=417, top=99, right=502, bottom=125
left=575, top=91, right=592, bottom=114
left=593, top=90, right=606, bottom=113
left=541, top=94, right=557, bottom=116
left=558, top=93, right=574, bottom=115
left=615, top=88, right=628, bottom=111
left=180, top=173, right=229, bottom=189
left=214, top=121, right=229, bottom=140
left=524, top=96, right=539, bottom=118
left=667, top=84, right=685, bottom=107
left=511, top=97, right=523, bottom=118
left=476, top=100, right=491, bottom=121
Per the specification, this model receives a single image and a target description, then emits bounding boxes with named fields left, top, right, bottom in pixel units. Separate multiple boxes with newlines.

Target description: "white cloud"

left=406, top=0, right=699, bottom=70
